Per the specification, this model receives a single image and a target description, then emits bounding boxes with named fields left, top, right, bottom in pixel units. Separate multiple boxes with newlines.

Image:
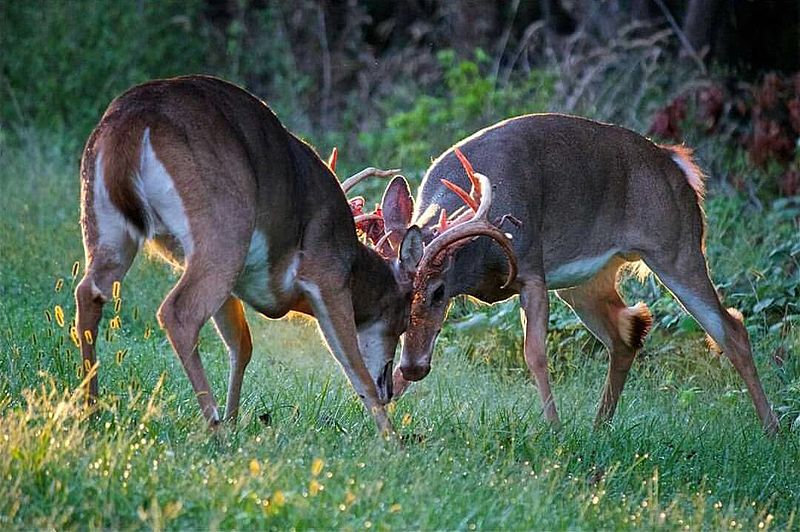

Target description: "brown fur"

left=620, top=302, right=653, bottom=351
left=100, top=121, right=149, bottom=234
left=399, top=113, right=778, bottom=433
left=662, top=144, right=707, bottom=202
left=706, top=307, right=745, bottom=354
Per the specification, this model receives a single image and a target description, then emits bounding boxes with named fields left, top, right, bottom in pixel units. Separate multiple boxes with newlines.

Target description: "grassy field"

left=2, top=135, right=800, bottom=530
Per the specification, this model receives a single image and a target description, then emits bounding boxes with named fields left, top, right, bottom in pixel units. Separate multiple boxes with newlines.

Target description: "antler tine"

left=341, top=167, right=401, bottom=194
left=328, top=147, right=338, bottom=172
left=418, top=171, right=518, bottom=288
left=374, top=230, right=395, bottom=257
left=441, top=179, right=479, bottom=212
left=454, top=147, right=483, bottom=200
left=353, top=213, right=384, bottom=224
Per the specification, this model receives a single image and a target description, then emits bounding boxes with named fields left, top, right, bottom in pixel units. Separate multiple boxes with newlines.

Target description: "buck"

left=389, top=114, right=779, bottom=434
left=74, top=75, right=516, bottom=434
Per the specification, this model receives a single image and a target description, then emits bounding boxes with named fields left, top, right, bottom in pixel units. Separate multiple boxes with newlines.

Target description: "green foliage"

left=4, top=130, right=800, bottom=528
left=358, top=50, right=557, bottom=182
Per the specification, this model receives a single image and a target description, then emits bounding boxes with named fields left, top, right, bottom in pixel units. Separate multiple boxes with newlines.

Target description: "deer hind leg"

left=556, top=259, right=652, bottom=426
left=520, top=279, right=560, bottom=425
left=75, top=229, right=138, bottom=402
left=211, top=297, right=253, bottom=423
left=157, top=241, right=250, bottom=427
left=643, top=251, right=779, bottom=434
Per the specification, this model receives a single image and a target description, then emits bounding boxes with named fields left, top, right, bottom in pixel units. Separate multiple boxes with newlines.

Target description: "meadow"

left=1, top=121, right=800, bottom=530
left=2, top=3, right=800, bottom=526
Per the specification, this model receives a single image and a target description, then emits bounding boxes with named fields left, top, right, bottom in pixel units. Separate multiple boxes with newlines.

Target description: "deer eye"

left=431, top=285, right=446, bottom=305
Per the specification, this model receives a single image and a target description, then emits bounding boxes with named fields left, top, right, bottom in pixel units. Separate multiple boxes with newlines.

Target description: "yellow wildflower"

left=272, top=490, right=286, bottom=507
left=54, top=305, right=65, bottom=327
left=311, top=458, right=324, bottom=477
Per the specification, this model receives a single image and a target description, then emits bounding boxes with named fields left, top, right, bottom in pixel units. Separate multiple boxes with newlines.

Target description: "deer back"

left=414, top=114, right=704, bottom=296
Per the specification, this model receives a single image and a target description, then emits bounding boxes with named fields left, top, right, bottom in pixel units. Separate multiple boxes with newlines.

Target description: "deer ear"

left=399, top=225, right=424, bottom=274
left=382, top=175, right=414, bottom=247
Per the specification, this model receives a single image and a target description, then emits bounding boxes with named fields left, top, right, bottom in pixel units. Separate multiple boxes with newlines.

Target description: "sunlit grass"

left=1, top=134, right=799, bottom=529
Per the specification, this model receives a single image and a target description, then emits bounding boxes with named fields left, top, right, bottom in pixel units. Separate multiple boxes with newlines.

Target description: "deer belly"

left=545, top=249, right=620, bottom=289
left=233, top=231, right=284, bottom=317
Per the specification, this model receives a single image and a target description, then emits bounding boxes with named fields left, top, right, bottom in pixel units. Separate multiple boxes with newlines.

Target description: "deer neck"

left=350, top=244, right=401, bottom=326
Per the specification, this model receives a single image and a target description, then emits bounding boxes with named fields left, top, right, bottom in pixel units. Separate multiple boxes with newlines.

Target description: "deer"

left=74, top=74, right=516, bottom=436
left=387, top=113, right=780, bottom=435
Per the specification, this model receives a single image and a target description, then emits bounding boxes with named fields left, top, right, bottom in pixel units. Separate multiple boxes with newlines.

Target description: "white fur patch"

left=139, top=128, right=193, bottom=255
left=671, top=152, right=706, bottom=198
left=298, top=280, right=369, bottom=398
left=281, top=253, right=301, bottom=293
left=546, top=249, right=619, bottom=289
left=234, top=230, right=275, bottom=310
left=357, top=320, right=390, bottom=383
left=93, top=152, right=143, bottom=249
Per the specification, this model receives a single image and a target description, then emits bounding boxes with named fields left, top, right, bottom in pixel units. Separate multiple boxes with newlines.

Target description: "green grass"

left=1, top=134, right=800, bottom=530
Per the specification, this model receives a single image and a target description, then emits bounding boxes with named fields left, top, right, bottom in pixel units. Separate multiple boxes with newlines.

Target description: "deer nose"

left=400, top=363, right=430, bottom=381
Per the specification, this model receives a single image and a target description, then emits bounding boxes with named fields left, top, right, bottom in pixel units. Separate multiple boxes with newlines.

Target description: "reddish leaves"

left=649, top=72, right=800, bottom=195
left=648, top=96, right=687, bottom=142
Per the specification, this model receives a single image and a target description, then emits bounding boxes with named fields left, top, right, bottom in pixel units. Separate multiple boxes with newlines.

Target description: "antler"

left=330, top=146, right=397, bottom=249
left=417, top=148, right=518, bottom=288
left=328, top=147, right=338, bottom=172
left=353, top=213, right=383, bottom=224
left=327, top=145, right=399, bottom=194
left=342, top=167, right=400, bottom=194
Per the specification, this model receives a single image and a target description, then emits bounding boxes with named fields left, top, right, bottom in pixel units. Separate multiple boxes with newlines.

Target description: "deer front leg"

left=520, top=279, right=560, bottom=426
left=298, top=279, right=394, bottom=437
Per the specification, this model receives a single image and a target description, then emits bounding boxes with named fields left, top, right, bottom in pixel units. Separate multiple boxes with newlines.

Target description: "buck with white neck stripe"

left=76, top=76, right=418, bottom=433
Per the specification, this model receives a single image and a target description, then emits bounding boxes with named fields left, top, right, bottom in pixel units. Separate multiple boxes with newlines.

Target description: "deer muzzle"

left=399, top=361, right=431, bottom=381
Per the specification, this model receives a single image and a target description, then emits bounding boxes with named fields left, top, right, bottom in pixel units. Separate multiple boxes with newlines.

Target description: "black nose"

left=400, top=363, right=430, bottom=381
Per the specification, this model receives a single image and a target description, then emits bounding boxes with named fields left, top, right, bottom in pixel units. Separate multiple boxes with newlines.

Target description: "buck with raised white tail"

left=74, top=75, right=516, bottom=435
left=389, top=113, right=779, bottom=434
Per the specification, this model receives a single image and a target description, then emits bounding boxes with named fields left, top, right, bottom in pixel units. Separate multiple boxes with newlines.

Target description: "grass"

left=1, top=133, right=800, bottom=530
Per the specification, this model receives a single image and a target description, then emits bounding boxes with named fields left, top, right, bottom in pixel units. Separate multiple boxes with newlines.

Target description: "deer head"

left=333, top=148, right=516, bottom=399
left=330, top=150, right=417, bottom=402
left=390, top=149, right=518, bottom=387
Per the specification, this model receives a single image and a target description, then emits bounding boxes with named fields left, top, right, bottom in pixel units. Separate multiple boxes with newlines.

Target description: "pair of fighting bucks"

left=75, top=75, right=779, bottom=437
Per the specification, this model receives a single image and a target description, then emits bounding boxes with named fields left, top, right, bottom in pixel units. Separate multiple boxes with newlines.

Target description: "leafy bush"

left=358, top=50, right=557, bottom=184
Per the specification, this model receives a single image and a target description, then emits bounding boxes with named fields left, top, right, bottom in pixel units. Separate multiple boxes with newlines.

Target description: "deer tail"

left=663, top=145, right=707, bottom=205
